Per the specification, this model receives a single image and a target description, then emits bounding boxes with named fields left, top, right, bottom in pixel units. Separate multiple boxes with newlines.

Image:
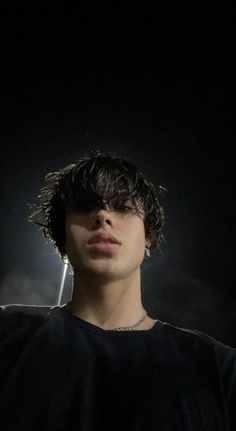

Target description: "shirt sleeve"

left=215, top=339, right=236, bottom=429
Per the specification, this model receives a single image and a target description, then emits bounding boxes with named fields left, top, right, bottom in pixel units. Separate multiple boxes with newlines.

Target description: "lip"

left=87, top=242, right=120, bottom=251
left=88, top=233, right=121, bottom=245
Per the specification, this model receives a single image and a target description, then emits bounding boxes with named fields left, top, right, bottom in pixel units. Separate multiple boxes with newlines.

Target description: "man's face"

left=65, top=201, right=150, bottom=281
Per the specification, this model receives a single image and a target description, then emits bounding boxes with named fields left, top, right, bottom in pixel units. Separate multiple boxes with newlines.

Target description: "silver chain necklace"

left=113, top=310, right=148, bottom=331
left=65, top=304, right=148, bottom=331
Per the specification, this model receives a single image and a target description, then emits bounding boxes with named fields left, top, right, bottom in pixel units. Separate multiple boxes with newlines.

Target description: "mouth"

left=87, top=242, right=120, bottom=252
left=88, top=232, right=121, bottom=245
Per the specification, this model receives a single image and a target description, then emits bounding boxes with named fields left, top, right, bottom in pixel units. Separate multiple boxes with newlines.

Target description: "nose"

left=89, top=208, right=113, bottom=227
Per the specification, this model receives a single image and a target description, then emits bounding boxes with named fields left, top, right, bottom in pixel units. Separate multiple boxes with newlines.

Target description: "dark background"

left=0, top=5, right=235, bottom=346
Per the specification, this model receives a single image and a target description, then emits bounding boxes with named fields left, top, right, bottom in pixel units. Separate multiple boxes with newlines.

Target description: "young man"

left=0, top=150, right=235, bottom=430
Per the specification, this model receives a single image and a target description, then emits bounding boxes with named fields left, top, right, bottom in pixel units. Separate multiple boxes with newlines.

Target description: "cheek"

left=126, top=222, right=146, bottom=249
left=65, top=225, right=81, bottom=251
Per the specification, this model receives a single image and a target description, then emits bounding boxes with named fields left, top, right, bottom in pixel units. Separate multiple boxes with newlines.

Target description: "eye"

left=116, top=205, right=133, bottom=213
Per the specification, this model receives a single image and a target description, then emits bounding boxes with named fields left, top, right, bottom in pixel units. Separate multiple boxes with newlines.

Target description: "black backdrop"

left=0, top=5, right=235, bottom=346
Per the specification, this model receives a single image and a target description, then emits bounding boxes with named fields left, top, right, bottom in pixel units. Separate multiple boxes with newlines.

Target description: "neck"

left=67, top=269, right=148, bottom=330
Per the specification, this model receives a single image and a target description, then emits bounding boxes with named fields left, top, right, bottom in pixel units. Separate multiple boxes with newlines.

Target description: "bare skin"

left=65, top=203, right=157, bottom=331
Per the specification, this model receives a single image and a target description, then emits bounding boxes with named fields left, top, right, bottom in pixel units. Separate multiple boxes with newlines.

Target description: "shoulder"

left=158, top=320, right=236, bottom=380
left=161, top=320, right=236, bottom=400
left=0, top=304, right=55, bottom=332
left=0, top=304, right=64, bottom=346
left=161, top=320, right=236, bottom=354
left=0, top=303, right=53, bottom=318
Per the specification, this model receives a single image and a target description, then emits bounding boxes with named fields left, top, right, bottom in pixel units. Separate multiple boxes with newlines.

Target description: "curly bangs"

left=27, top=150, right=167, bottom=261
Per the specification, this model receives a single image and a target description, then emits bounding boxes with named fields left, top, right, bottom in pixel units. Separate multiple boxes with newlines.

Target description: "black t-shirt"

left=0, top=304, right=235, bottom=431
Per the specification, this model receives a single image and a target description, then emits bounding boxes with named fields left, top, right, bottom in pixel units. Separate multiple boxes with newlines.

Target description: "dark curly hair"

left=27, top=149, right=167, bottom=262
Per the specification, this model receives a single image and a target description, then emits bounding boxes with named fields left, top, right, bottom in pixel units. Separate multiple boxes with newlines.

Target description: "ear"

left=145, top=239, right=151, bottom=248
